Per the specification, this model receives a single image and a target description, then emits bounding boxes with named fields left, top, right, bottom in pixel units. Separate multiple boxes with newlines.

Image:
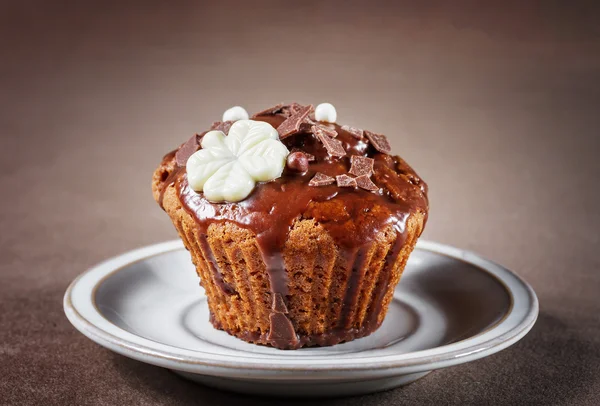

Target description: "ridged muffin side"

left=153, top=166, right=424, bottom=348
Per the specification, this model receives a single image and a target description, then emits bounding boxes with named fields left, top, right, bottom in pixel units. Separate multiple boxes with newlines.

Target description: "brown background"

left=1, top=1, right=599, bottom=405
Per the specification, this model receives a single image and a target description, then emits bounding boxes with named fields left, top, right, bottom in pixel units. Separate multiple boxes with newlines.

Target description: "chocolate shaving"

left=268, top=313, right=299, bottom=349
left=271, top=293, right=288, bottom=314
left=315, top=124, right=337, bottom=138
left=349, top=156, right=374, bottom=177
left=309, top=172, right=335, bottom=186
left=210, top=120, right=234, bottom=135
left=277, top=105, right=313, bottom=139
left=280, top=102, right=302, bottom=117
left=342, top=125, right=364, bottom=140
left=175, top=134, right=201, bottom=167
left=298, top=116, right=319, bottom=134
left=355, top=175, right=379, bottom=191
left=252, top=103, right=284, bottom=118
left=304, top=117, right=316, bottom=126
left=299, top=122, right=314, bottom=133
left=314, top=127, right=346, bottom=157
left=364, top=130, right=391, bottom=154
left=336, top=174, right=357, bottom=188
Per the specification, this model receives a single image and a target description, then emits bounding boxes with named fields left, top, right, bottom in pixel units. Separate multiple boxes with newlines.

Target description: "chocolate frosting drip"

left=340, top=245, right=370, bottom=328
left=157, top=112, right=428, bottom=348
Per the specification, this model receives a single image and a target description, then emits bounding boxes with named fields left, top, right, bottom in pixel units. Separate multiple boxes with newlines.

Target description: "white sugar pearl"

left=314, top=102, right=337, bottom=123
left=222, top=106, right=249, bottom=122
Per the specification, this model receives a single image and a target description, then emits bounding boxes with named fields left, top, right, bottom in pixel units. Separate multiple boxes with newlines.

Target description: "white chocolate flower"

left=222, top=106, right=249, bottom=122
left=315, top=102, right=337, bottom=123
left=186, top=120, right=289, bottom=202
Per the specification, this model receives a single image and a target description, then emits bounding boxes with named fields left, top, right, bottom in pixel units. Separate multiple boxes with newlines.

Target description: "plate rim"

left=64, top=239, right=538, bottom=374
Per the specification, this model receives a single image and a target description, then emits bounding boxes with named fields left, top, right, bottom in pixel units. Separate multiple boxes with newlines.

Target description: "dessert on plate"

left=152, top=102, right=428, bottom=349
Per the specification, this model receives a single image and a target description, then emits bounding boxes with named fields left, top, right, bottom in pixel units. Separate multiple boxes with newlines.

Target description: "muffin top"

left=155, top=102, right=428, bottom=260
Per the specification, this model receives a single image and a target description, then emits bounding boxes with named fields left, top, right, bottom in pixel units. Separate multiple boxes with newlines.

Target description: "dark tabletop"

left=1, top=1, right=599, bottom=405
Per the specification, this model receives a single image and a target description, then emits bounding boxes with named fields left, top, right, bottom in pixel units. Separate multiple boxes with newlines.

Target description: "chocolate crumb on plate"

left=336, top=174, right=357, bottom=188
left=210, top=120, right=234, bottom=134
left=277, top=105, right=313, bottom=139
left=364, top=130, right=391, bottom=154
left=309, top=172, right=335, bottom=186
left=342, top=125, right=364, bottom=139
left=175, top=134, right=201, bottom=167
left=349, top=155, right=374, bottom=177
left=355, top=175, right=379, bottom=191
left=314, top=127, right=346, bottom=157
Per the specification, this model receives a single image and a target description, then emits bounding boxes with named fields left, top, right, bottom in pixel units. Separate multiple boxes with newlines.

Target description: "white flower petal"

left=237, top=156, right=278, bottom=182
left=242, top=138, right=289, bottom=158
left=203, top=161, right=256, bottom=203
left=225, top=120, right=279, bottom=156
left=185, top=119, right=289, bottom=202
left=238, top=139, right=288, bottom=181
left=201, top=130, right=228, bottom=150
left=186, top=152, right=234, bottom=192
left=187, top=131, right=235, bottom=191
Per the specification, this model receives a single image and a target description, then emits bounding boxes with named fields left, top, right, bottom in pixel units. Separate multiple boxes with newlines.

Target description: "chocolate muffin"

left=152, top=102, right=428, bottom=349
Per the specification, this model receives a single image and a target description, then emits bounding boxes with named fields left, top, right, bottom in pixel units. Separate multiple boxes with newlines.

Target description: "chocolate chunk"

left=309, top=172, right=335, bottom=186
left=342, top=125, right=364, bottom=139
left=315, top=124, right=337, bottom=138
left=268, top=313, right=299, bottom=349
left=252, top=103, right=284, bottom=118
left=277, top=105, right=313, bottom=139
left=175, top=134, right=201, bottom=167
left=286, top=151, right=309, bottom=173
left=280, top=102, right=302, bottom=117
left=336, top=174, right=357, bottom=188
left=304, top=117, right=316, bottom=126
left=210, top=120, right=234, bottom=134
left=299, top=116, right=317, bottom=133
left=364, top=130, right=391, bottom=154
left=349, top=155, right=374, bottom=177
left=271, top=293, right=288, bottom=314
left=355, top=175, right=379, bottom=191
left=306, top=122, right=337, bottom=138
left=299, top=122, right=313, bottom=134
left=314, top=127, right=346, bottom=157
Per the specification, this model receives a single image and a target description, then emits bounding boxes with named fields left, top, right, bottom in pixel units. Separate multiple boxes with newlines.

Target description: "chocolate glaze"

left=197, top=235, right=236, bottom=295
left=340, top=245, right=370, bottom=328
left=271, top=293, right=289, bottom=313
left=157, top=112, right=428, bottom=349
left=370, top=235, right=405, bottom=325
